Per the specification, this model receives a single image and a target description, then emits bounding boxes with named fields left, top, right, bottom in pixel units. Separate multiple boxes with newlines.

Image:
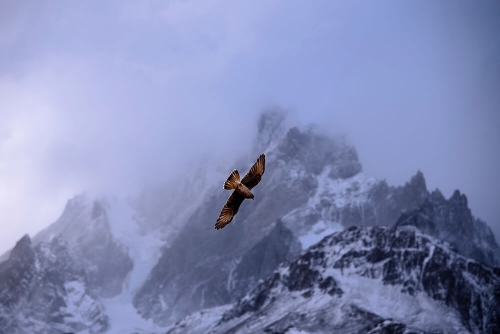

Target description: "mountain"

left=165, top=225, right=500, bottom=334
left=0, top=193, right=167, bottom=334
left=0, top=235, right=108, bottom=334
left=31, top=194, right=134, bottom=298
left=132, top=110, right=371, bottom=325
left=395, top=189, right=500, bottom=267
left=1, top=108, right=499, bottom=333
left=133, top=109, right=500, bottom=326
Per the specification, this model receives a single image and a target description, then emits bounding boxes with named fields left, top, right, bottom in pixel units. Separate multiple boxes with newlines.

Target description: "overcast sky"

left=1, top=0, right=499, bottom=254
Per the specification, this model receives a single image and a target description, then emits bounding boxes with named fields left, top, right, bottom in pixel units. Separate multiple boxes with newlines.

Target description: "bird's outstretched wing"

left=215, top=191, right=245, bottom=230
left=241, top=154, right=265, bottom=190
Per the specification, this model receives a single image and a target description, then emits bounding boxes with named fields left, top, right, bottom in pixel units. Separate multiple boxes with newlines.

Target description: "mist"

left=1, top=0, right=499, bottom=254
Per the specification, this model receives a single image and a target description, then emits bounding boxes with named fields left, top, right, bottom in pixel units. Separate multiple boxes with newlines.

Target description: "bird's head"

left=250, top=194, right=255, bottom=200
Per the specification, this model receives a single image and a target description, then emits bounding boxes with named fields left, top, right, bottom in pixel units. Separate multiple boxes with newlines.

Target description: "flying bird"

left=215, top=154, right=266, bottom=230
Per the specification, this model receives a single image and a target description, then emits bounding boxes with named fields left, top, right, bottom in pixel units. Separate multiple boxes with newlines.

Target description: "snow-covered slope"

left=0, top=193, right=172, bottom=333
left=100, top=196, right=167, bottom=334
left=0, top=235, right=108, bottom=334
left=166, top=225, right=500, bottom=334
left=282, top=168, right=379, bottom=248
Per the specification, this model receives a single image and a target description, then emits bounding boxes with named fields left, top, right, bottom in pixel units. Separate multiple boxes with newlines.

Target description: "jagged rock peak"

left=47, top=192, right=113, bottom=233
left=274, top=125, right=361, bottom=177
left=408, top=170, right=427, bottom=193
left=450, top=189, right=468, bottom=207
left=0, top=232, right=109, bottom=333
left=61, top=192, right=109, bottom=216
left=394, top=184, right=500, bottom=267
left=31, top=191, right=133, bottom=298
left=253, top=106, right=363, bottom=178
left=255, top=107, right=288, bottom=153
left=9, top=234, right=34, bottom=262
left=65, top=191, right=91, bottom=207
left=14, top=234, right=31, bottom=248
left=91, top=200, right=107, bottom=219
left=34, top=193, right=107, bottom=245
left=429, top=188, right=445, bottom=202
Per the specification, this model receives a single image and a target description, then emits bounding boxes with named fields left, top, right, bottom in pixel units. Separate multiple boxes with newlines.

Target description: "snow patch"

left=308, top=168, right=379, bottom=208
left=103, top=196, right=167, bottom=334
left=103, top=295, right=164, bottom=334
left=285, top=327, right=311, bottom=334
left=106, top=196, right=164, bottom=296
left=330, top=269, right=468, bottom=334
left=298, top=220, right=343, bottom=249
left=165, top=304, right=233, bottom=334
left=227, top=257, right=242, bottom=293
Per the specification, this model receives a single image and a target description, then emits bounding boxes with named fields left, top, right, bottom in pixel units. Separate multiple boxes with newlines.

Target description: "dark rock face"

left=70, top=199, right=133, bottom=298
left=276, top=126, right=361, bottom=178
left=168, top=226, right=499, bottom=334
left=231, top=219, right=301, bottom=298
left=0, top=235, right=108, bottom=334
left=366, top=320, right=430, bottom=334
left=395, top=189, right=500, bottom=267
left=255, top=107, right=287, bottom=153
left=0, top=235, right=37, bottom=318
left=133, top=211, right=302, bottom=325
left=77, top=225, right=133, bottom=298
left=359, top=170, right=430, bottom=228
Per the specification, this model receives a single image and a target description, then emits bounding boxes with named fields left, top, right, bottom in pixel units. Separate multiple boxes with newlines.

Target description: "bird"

left=215, top=154, right=266, bottom=230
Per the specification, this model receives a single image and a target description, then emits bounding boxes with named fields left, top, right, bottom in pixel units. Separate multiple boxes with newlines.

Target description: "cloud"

left=0, top=74, right=72, bottom=252
left=0, top=0, right=280, bottom=252
left=0, top=0, right=499, bottom=253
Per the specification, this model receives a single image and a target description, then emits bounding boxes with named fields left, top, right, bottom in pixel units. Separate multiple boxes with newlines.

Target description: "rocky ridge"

left=166, top=225, right=500, bottom=334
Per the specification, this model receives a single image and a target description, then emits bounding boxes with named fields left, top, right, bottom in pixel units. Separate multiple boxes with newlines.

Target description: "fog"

left=1, top=0, right=499, bottom=254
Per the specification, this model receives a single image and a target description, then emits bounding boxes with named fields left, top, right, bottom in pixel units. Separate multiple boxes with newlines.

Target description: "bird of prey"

left=215, top=154, right=266, bottom=230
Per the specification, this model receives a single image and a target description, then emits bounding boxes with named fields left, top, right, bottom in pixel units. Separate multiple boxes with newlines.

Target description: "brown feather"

left=241, top=154, right=265, bottom=190
left=215, top=191, right=245, bottom=229
left=223, top=169, right=240, bottom=190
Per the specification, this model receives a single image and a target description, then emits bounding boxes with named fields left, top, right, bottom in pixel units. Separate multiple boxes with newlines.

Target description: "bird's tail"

left=223, top=169, right=240, bottom=190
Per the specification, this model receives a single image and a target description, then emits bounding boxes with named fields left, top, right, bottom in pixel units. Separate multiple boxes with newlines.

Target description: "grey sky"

left=1, top=0, right=499, bottom=254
